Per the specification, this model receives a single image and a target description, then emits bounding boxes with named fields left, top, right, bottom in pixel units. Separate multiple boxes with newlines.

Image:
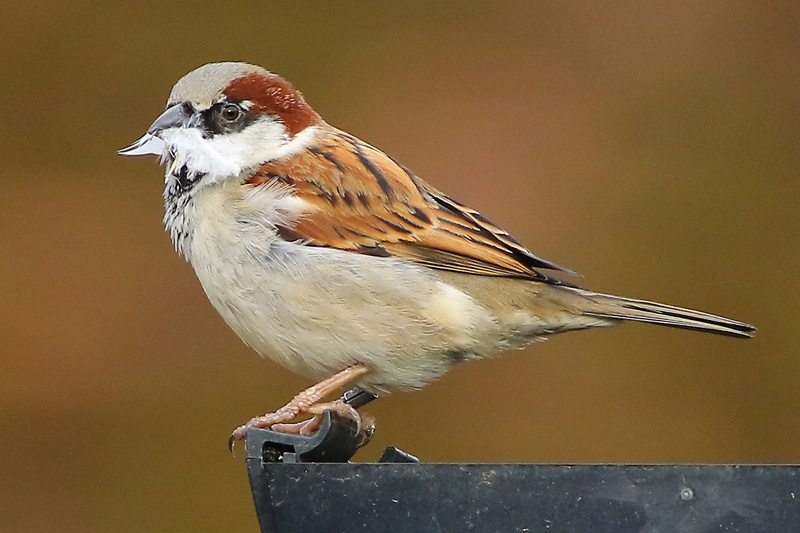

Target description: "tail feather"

left=576, top=290, right=756, bottom=338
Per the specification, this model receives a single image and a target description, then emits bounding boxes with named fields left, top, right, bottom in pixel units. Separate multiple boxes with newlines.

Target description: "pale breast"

left=180, top=179, right=503, bottom=392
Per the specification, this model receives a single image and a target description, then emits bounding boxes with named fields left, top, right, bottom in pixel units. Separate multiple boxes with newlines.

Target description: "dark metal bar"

left=245, top=413, right=800, bottom=532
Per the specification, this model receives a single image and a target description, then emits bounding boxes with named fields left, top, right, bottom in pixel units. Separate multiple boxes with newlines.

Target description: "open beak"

left=118, top=103, right=193, bottom=157
left=117, top=133, right=165, bottom=157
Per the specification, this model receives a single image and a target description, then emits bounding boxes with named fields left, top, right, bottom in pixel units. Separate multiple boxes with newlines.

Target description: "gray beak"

left=118, top=103, right=194, bottom=157
left=146, top=103, right=193, bottom=134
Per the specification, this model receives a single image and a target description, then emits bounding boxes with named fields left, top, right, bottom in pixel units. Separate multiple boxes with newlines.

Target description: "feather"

left=246, top=127, right=574, bottom=285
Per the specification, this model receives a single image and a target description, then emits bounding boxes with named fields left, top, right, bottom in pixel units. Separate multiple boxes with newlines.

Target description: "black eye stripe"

left=201, top=102, right=250, bottom=135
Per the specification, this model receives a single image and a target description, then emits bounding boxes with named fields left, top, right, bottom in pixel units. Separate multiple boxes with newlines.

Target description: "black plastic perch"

left=245, top=414, right=800, bottom=532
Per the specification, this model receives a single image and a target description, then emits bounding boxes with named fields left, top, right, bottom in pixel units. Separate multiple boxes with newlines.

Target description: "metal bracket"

left=244, top=410, right=366, bottom=464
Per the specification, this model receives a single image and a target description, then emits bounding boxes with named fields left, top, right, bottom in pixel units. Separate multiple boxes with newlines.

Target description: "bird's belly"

left=190, top=237, right=502, bottom=392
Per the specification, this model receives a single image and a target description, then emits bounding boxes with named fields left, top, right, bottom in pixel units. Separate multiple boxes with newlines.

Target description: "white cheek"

left=160, top=120, right=319, bottom=182
left=203, top=118, right=290, bottom=174
left=160, top=128, right=241, bottom=178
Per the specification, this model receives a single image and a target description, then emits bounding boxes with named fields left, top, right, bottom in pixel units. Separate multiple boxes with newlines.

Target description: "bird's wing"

left=247, top=129, right=574, bottom=283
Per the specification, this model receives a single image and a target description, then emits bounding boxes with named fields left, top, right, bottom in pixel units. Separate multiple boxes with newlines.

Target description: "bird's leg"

left=228, top=363, right=369, bottom=446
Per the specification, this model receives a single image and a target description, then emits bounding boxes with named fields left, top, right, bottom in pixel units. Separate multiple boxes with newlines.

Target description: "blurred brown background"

left=1, top=1, right=798, bottom=531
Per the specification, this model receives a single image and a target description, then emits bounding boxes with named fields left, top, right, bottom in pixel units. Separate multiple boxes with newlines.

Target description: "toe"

left=271, top=415, right=323, bottom=436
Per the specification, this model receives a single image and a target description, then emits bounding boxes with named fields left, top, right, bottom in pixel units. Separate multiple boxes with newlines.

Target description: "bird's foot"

left=228, top=364, right=369, bottom=452
left=269, top=414, right=324, bottom=436
left=270, top=399, right=375, bottom=448
left=270, top=398, right=356, bottom=434
left=228, top=400, right=375, bottom=451
left=270, top=399, right=376, bottom=446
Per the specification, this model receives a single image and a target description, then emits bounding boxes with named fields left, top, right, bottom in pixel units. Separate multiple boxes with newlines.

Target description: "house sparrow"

left=120, top=62, right=754, bottom=445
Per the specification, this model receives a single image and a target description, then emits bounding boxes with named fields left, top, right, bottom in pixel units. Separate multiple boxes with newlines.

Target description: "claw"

left=357, top=412, right=377, bottom=448
left=228, top=424, right=248, bottom=454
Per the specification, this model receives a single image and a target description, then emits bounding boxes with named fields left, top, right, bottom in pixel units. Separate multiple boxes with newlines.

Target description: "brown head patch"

left=224, top=71, right=321, bottom=137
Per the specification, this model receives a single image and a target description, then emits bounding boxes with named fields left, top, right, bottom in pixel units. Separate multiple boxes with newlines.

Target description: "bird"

left=119, top=62, right=754, bottom=445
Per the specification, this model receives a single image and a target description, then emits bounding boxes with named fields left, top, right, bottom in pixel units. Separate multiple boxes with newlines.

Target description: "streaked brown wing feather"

left=247, top=128, right=574, bottom=283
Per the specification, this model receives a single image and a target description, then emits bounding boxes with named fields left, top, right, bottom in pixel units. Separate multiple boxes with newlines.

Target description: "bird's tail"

left=572, top=289, right=755, bottom=338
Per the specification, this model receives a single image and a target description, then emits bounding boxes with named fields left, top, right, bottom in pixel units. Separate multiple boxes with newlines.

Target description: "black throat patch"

left=171, top=164, right=203, bottom=196
left=162, top=162, right=207, bottom=256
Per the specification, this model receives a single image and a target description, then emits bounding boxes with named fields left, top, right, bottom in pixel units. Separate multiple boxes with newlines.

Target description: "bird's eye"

left=221, top=104, right=241, bottom=122
left=205, top=102, right=247, bottom=134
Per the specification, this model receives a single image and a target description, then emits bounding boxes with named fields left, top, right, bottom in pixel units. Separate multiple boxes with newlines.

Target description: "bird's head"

left=119, top=62, right=321, bottom=188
